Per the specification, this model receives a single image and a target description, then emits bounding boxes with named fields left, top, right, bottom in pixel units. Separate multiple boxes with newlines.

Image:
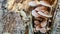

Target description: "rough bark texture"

left=51, top=0, right=60, bottom=34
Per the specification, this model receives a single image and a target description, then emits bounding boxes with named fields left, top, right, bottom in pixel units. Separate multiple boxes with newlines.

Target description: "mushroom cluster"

left=29, top=0, right=57, bottom=33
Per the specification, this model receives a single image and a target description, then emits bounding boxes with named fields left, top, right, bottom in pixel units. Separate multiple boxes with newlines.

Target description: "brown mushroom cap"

left=34, top=17, right=47, bottom=27
left=34, top=20, right=40, bottom=26
left=34, top=6, right=52, bottom=18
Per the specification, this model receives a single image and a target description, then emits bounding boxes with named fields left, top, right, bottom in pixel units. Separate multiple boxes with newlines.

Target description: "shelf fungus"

left=32, top=6, right=52, bottom=18
left=30, top=0, right=58, bottom=34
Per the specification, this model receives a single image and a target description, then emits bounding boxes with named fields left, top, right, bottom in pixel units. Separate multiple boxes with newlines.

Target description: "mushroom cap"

left=39, top=1, right=51, bottom=7
left=34, top=20, right=40, bottom=26
left=41, top=20, right=47, bottom=27
left=38, top=11, right=52, bottom=18
left=28, top=0, right=52, bottom=7
left=35, top=7, right=52, bottom=18
left=36, top=26, right=41, bottom=31
left=32, top=10, right=41, bottom=17
left=40, top=27, right=46, bottom=33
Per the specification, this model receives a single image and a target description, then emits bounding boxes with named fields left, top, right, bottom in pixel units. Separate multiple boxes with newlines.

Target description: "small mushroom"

left=41, top=20, right=47, bottom=27
left=46, top=27, right=51, bottom=31
left=34, top=17, right=48, bottom=27
left=39, top=27, right=46, bottom=33
left=32, top=10, right=41, bottom=17
left=34, top=20, right=40, bottom=26
left=34, top=6, right=52, bottom=18
left=39, top=0, right=57, bottom=7
left=33, top=28, right=37, bottom=32
left=39, top=1, right=51, bottom=7
left=36, top=25, right=41, bottom=31
left=38, top=11, right=52, bottom=18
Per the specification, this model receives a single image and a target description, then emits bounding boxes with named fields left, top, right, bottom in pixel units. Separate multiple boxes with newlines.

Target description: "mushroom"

left=34, top=6, right=52, bottom=18
left=33, top=16, right=50, bottom=33
left=34, top=20, right=40, bottom=26
left=41, top=19, right=47, bottom=27
left=34, top=25, right=47, bottom=33
left=34, top=17, right=48, bottom=28
left=36, top=26, right=41, bottom=31
left=39, top=1, right=51, bottom=7
left=38, top=11, right=52, bottom=18
left=33, top=28, right=37, bottom=32
left=39, top=0, right=57, bottom=7
left=32, top=10, right=41, bottom=17
left=39, top=27, right=47, bottom=33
